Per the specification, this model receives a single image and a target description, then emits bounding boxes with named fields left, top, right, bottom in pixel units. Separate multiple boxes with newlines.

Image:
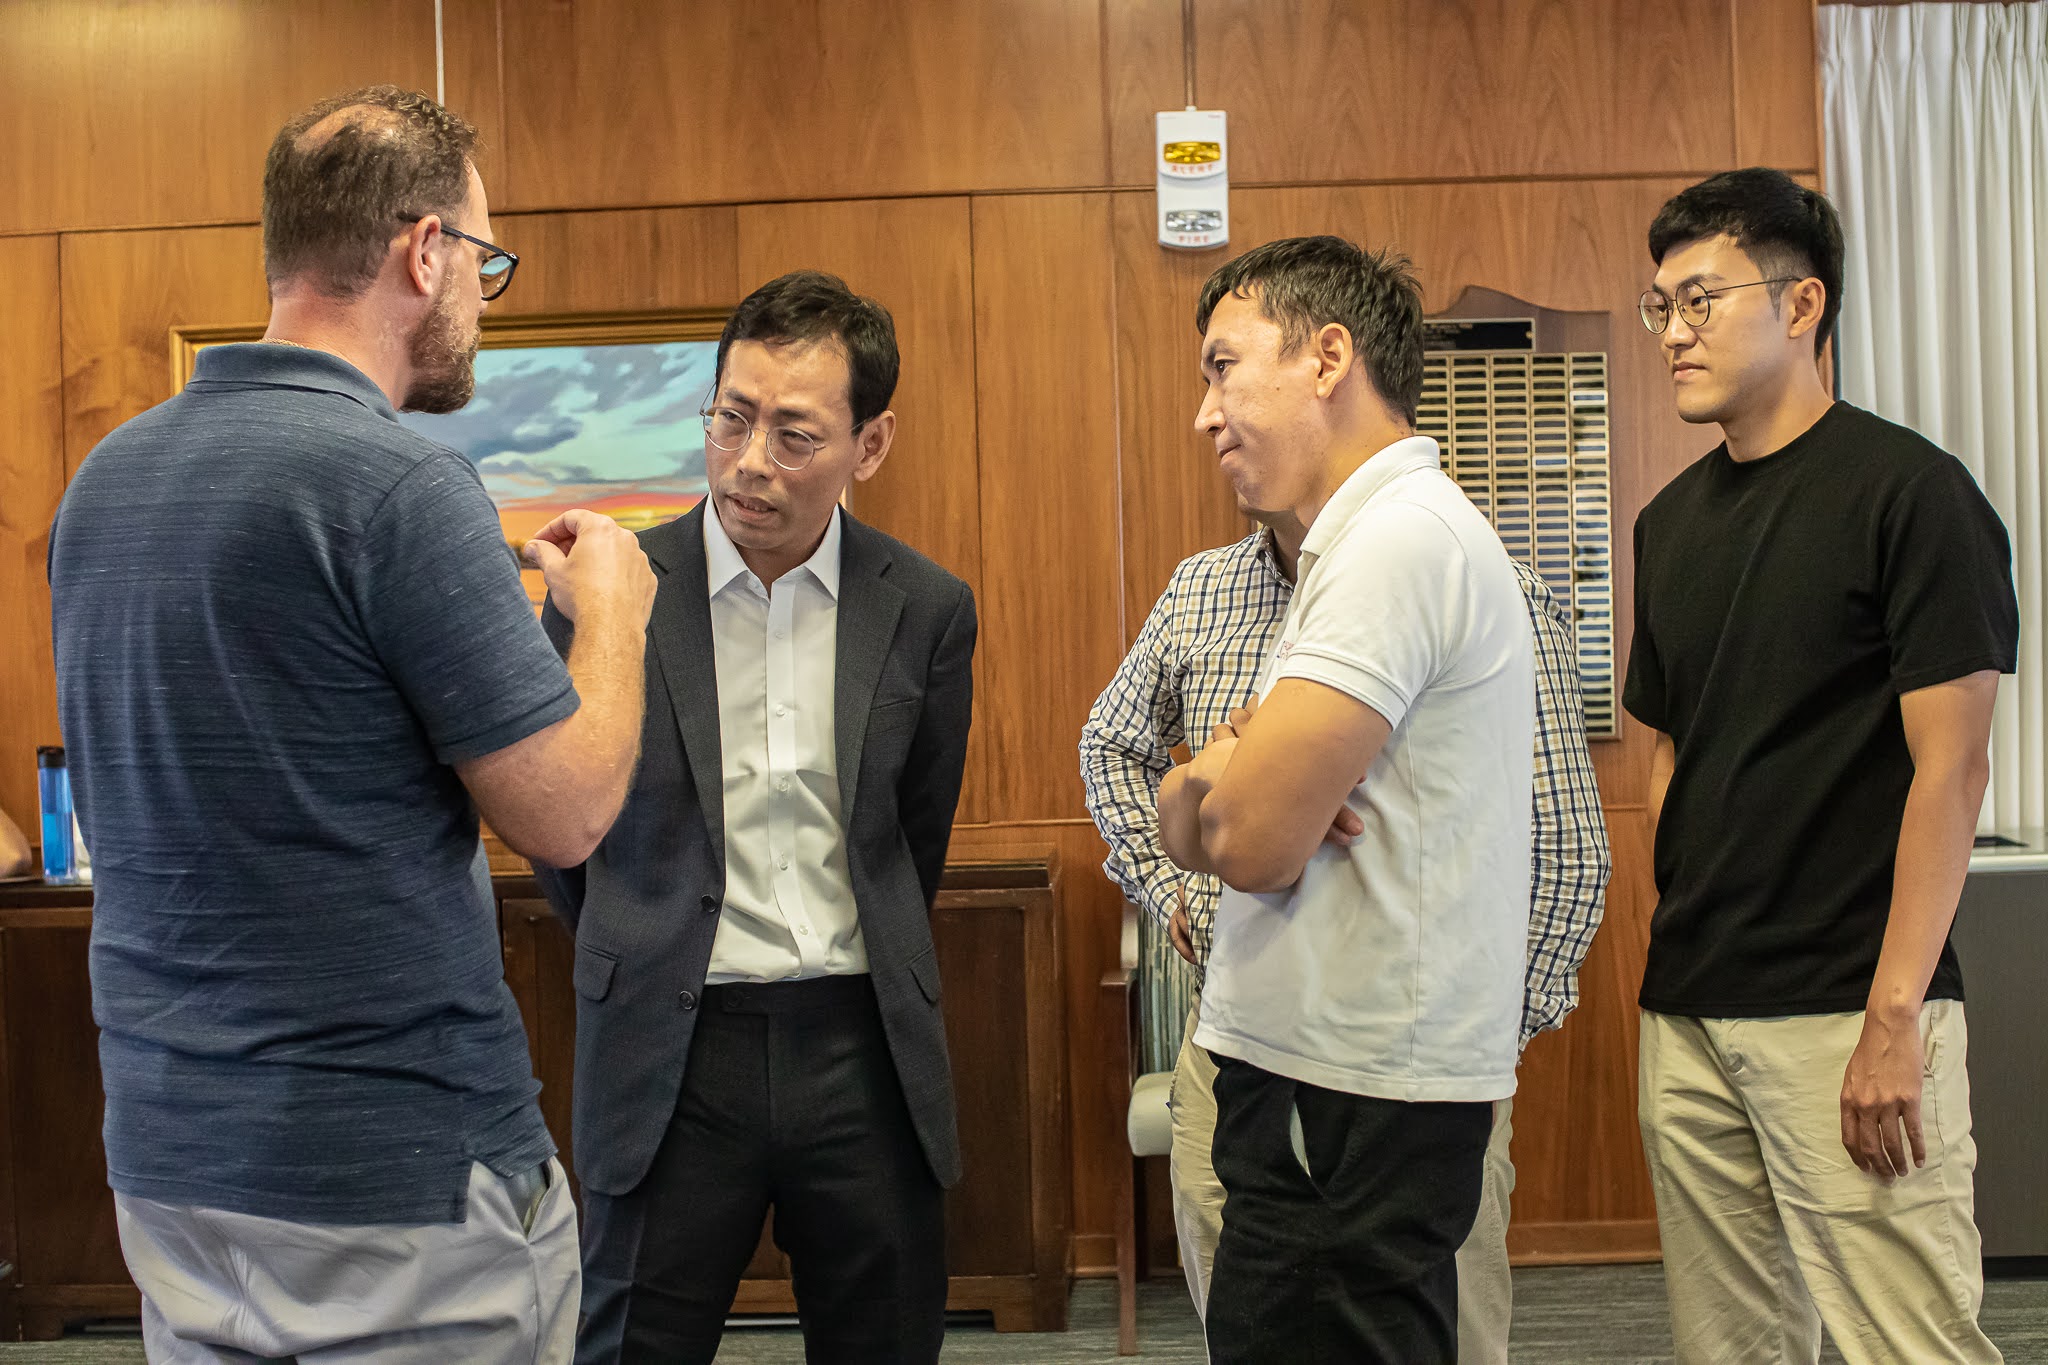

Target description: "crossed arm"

left=1157, top=678, right=1392, bottom=894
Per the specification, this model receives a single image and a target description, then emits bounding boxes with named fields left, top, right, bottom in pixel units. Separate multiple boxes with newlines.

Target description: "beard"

left=400, top=280, right=480, bottom=414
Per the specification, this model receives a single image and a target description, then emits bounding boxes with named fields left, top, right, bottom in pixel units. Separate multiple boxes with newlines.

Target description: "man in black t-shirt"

left=1626, top=169, right=2012, bottom=1364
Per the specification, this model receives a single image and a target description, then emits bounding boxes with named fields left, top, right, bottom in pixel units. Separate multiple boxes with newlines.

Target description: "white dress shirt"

left=703, top=504, right=867, bottom=984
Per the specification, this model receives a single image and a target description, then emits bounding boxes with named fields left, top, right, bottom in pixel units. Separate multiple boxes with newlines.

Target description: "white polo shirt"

left=1192, top=436, right=1535, bottom=1102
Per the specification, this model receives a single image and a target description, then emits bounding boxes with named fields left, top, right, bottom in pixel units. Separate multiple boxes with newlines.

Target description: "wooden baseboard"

left=735, top=1272, right=1065, bottom=1333
left=18, top=1284, right=142, bottom=1340
left=1077, top=1221, right=1664, bottom=1275
left=1507, top=1219, right=1662, bottom=1265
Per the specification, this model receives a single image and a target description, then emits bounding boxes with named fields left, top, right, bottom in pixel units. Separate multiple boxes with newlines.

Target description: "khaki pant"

left=1168, top=1005, right=1516, bottom=1364
left=1639, top=1003, right=2000, bottom=1365
left=115, top=1158, right=579, bottom=1364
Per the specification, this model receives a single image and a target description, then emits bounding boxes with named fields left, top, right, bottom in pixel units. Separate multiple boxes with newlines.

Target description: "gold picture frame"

left=169, top=307, right=732, bottom=390
left=171, top=310, right=738, bottom=604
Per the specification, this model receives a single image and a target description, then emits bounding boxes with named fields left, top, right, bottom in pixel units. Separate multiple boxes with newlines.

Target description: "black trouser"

left=576, top=975, right=946, bottom=1365
left=1204, top=1054, right=1493, bottom=1365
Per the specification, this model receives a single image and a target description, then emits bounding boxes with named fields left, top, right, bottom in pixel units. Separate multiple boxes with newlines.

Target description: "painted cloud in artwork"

left=398, top=341, right=716, bottom=536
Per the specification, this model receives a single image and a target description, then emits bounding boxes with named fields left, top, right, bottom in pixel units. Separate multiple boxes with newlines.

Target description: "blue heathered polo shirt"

left=49, top=343, right=578, bottom=1225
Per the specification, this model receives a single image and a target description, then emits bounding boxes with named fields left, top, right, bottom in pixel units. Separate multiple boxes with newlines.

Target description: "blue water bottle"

left=37, top=746, right=75, bottom=884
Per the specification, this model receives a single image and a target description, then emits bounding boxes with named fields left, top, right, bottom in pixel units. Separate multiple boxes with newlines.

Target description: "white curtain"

left=1822, top=2, right=2048, bottom=835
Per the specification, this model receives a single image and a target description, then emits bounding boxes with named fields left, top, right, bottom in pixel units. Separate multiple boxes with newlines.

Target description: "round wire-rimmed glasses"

left=700, top=406, right=869, bottom=473
left=1639, top=277, right=1801, bottom=334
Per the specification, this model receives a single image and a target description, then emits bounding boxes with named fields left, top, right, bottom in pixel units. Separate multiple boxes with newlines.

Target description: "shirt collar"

left=186, top=342, right=399, bottom=421
left=703, top=499, right=844, bottom=600
left=1248, top=526, right=1293, bottom=589
left=1297, top=434, right=1441, bottom=575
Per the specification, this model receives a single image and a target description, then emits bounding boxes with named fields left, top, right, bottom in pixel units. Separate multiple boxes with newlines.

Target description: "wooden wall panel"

left=496, top=0, right=1108, bottom=212
left=1173, top=0, right=1736, bottom=185
left=736, top=198, right=989, bottom=823
left=489, top=207, right=739, bottom=316
left=0, top=238, right=64, bottom=844
left=441, top=0, right=512, bottom=205
left=58, top=227, right=268, bottom=476
left=0, top=1, right=436, bottom=235
left=1510, top=807, right=1659, bottom=1234
left=1735, top=0, right=1826, bottom=171
left=970, top=194, right=1124, bottom=824
left=1102, top=0, right=1188, bottom=188
left=1110, top=195, right=1252, bottom=642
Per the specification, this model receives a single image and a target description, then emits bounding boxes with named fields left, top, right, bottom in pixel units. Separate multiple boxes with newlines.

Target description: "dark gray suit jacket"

left=532, top=503, right=977, bottom=1196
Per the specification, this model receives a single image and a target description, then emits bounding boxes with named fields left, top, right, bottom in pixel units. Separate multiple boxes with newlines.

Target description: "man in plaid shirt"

left=1081, top=511, right=1609, bottom=1364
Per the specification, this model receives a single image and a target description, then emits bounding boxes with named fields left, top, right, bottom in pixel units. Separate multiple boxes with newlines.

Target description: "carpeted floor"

left=5, top=1265, right=2043, bottom=1362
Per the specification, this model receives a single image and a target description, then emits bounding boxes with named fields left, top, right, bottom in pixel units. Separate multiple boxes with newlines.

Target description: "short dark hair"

left=1195, top=236, right=1426, bottom=423
left=262, top=86, right=478, bottom=299
left=1647, top=167, right=1845, bottom=353
left=715, top=271, right=900, bottom=428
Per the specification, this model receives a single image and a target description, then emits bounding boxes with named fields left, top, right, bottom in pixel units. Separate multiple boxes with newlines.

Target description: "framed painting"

left=170, top=309, right=730, bottom=607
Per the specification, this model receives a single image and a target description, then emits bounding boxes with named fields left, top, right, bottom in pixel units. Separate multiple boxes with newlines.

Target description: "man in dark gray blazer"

left=534, top=272, right=976, bottom=1365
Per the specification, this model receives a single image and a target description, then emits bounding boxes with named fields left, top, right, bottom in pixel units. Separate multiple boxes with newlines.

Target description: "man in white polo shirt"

left=1158, top=236, right=1534, bottom=1365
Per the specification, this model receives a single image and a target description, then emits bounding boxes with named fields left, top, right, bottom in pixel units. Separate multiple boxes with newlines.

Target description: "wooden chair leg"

left=1116, top=1154, right=1139, bottom=1354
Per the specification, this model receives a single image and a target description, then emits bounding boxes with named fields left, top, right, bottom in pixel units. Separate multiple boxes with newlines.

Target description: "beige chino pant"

left=1639, top=1003, right=2000, bottom=1365
left=1167, top=1003, right=1518, bottom=1364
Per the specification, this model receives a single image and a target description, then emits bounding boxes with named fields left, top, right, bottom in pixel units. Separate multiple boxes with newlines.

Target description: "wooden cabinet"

left=0, top=856, right=1068, bottom=1339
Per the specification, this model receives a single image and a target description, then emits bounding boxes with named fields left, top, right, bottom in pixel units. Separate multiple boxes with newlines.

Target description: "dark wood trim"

left=0, top=930, right=14, bottom=1343
left=16, top=1283, right=139, bottom=1340
left=1508, top=1219, right=1663, bottom=1265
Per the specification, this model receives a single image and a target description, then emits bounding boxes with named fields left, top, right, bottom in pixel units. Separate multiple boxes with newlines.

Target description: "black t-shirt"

left=1623, top=402, right=2018, bottom=1017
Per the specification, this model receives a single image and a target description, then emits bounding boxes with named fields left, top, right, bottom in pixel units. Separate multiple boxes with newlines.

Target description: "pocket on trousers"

left=1287, top=1099, right=1316, bottom=1186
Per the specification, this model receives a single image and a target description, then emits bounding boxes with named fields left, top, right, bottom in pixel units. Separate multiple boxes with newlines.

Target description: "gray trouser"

left=115, top=1158, right=580, bottom=1364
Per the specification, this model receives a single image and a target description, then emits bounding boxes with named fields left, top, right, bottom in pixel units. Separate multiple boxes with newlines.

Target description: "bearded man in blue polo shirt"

left=50, top=86, right=653, bottom=1364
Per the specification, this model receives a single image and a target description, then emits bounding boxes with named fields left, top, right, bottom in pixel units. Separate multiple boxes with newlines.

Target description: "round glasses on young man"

left=1638, top=277, right=1801, bottom=334
left=700, top=407, right=869, bottom=473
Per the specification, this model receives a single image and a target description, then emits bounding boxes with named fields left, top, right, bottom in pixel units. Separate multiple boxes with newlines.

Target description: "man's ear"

left=1784, top=277, right=1827, bottom=344
left=1312, top=321, right=1357, bottom=399
left=851, top=409, right=896, bottom=484
left=400, top=216, right=444, bottom=299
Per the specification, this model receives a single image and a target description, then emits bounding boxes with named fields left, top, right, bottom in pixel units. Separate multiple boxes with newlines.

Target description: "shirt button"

left=775, top=704, right=788, bottom=717
left=777, top=777, right=791, bottom=792
left=699, top=894, right=717, bottom=914
left=774, top=629, right=786, bottom=640
left=778, top=854, right=791, bottom=870
left=677, top=990, right=698, bottom=1011
left=798, top=925, right=811, bottom=937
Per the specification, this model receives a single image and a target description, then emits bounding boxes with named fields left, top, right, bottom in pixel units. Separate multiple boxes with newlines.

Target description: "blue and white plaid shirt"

left=1080, top=528, right=1610, bottom=1050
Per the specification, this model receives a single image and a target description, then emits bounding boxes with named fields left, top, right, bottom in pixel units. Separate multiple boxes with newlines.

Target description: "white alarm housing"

left=1157, top=108, right=1228, bottom=251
